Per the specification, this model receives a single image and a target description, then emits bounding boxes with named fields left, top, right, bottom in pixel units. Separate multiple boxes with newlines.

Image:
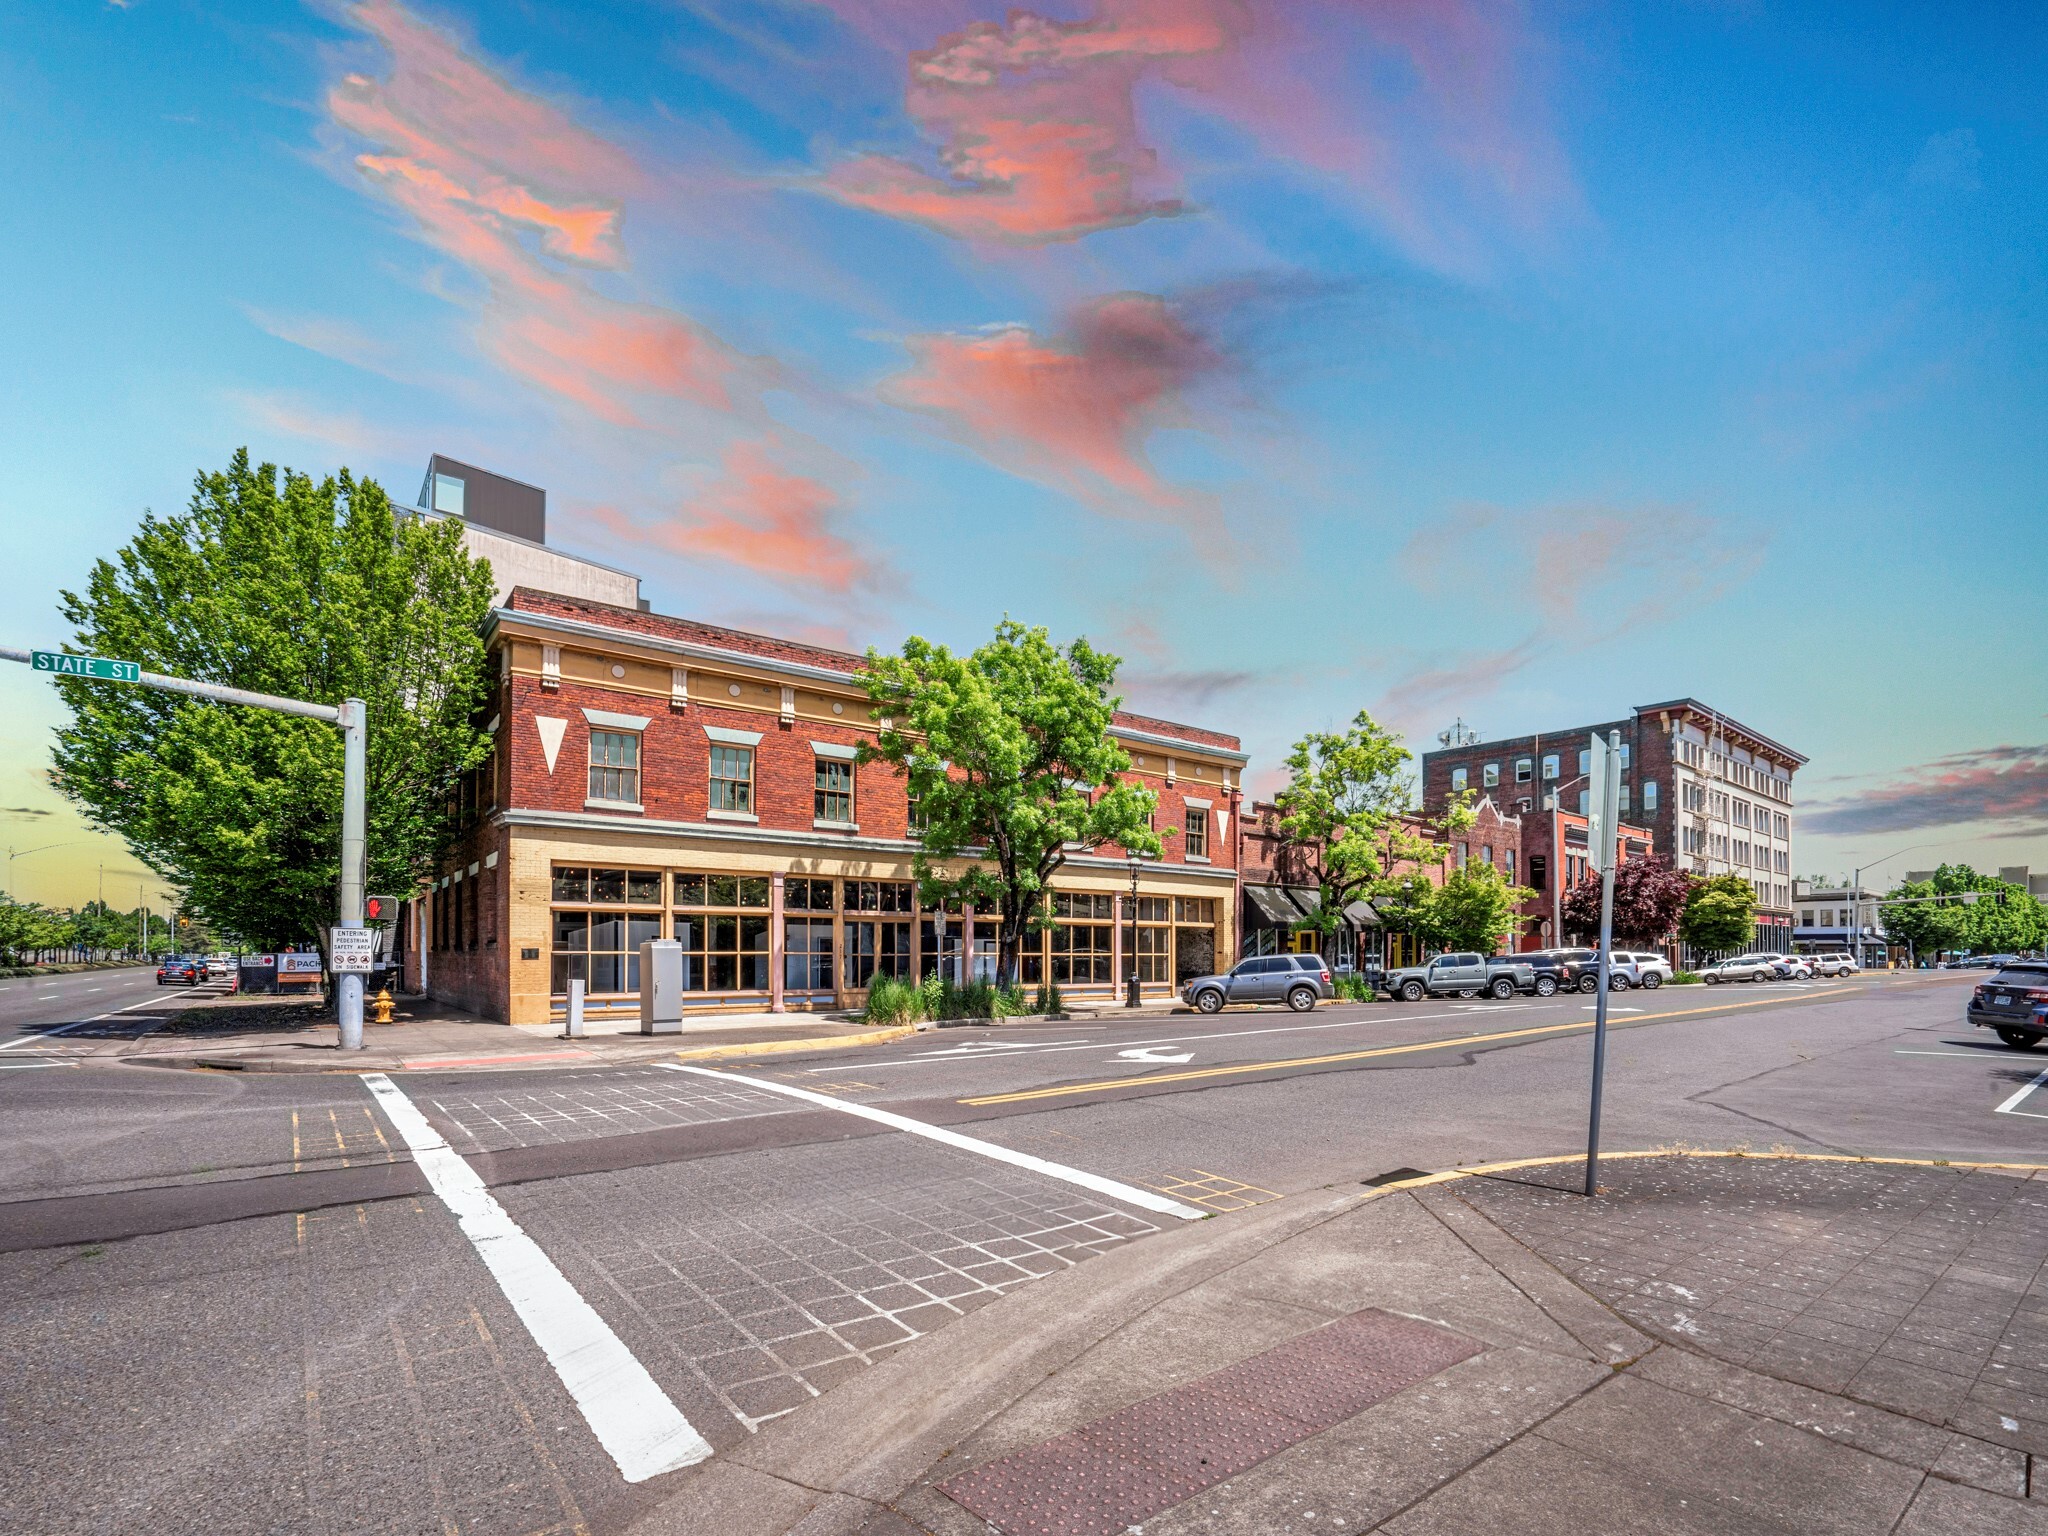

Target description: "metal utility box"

left=639, top=939, right=684, bottom=1033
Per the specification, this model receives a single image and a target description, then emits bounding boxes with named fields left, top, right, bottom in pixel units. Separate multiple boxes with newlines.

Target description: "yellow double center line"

left=960, top=986, right=1854, bottom=1106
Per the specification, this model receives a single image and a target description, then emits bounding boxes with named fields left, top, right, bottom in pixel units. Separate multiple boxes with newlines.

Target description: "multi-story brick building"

left=403, top=587, right=1248, bottom=1025
left=1419, top=698, right=1804, bottom=952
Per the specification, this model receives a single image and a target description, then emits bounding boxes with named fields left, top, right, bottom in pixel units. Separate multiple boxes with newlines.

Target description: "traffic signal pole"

left=5, top=645, right=369, bottom=1050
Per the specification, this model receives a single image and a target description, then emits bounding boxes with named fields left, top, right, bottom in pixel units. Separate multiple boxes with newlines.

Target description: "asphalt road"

left=0, top=970, right=2036, bottom=1535
left=0, top=962, right=166, bottom=1042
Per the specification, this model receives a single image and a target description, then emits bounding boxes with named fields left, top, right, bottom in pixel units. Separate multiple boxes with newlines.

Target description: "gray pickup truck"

left=1383, top=951, right=1538, bottom=1001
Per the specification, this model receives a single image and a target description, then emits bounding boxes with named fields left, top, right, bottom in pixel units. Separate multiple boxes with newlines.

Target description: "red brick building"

left=403, top=588, right=1247, bottom=1024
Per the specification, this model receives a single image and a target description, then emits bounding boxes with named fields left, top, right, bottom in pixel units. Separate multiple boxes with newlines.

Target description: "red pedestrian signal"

left=364, top=895, right=402, bottom=922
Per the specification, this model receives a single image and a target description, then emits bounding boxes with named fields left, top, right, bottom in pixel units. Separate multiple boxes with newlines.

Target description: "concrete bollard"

left=565, top=977, right=586, bottom=1039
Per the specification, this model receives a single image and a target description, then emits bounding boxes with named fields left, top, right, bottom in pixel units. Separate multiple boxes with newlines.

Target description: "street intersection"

left=0, top=969, right=2038, bottom=1534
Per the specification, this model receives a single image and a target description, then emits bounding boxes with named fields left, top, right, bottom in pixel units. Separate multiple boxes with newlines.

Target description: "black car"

left=1524, top=947, right=1600, bottom=996
left=1968, top=960, right=2048, bottom=1049
left=156, top=956, right=204, bottom=986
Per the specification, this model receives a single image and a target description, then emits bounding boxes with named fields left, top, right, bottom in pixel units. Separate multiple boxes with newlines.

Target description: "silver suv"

left=1606, top=951, right=1674, bottom=989
left=1182, top=955, right=1333, bottom=1014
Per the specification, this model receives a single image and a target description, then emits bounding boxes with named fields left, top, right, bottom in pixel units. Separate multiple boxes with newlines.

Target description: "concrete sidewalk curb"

left=627, top=1147, right=2048, bottom=1536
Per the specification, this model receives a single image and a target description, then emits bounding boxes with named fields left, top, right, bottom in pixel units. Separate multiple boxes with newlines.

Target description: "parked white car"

left=1604, top=952, right=1674, bottom=989
left=1774, top=956, right=1814, bottom=980
left=1701, top=955, right=1774, bottom=984
left=1808, top=953, right=1859, bottom=977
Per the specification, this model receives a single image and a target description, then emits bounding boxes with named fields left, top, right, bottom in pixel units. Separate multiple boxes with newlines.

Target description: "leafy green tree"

left=50, top=451, right=497, bottom=956
left=1434, top=862, right=1537, bottom=953
left=1881, top=864, right=2047, bottom=958
left=858, top=620, right=1160, bottom=985
left=1680, top=873, right=1757, bottom=955
left=1272, top=710, right=1445, bottom=942
left=1560, top=855, right=1692, bottom=946
left=1370, top=872, right=1444, bottom=953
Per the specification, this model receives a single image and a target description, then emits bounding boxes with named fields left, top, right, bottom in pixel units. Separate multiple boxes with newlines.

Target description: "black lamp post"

left=1126, top=856, right=1142, bottom=1008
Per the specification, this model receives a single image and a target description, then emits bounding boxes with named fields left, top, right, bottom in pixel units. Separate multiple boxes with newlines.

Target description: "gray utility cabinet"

left=639, top=939, right=684, bottom=1033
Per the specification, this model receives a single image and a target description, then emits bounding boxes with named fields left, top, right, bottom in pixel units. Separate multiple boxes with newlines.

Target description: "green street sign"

left=31, top=651, right=141, bottom=684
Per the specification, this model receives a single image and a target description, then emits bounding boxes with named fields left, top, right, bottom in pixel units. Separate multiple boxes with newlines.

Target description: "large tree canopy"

left=858, top=619, right=1160, bottom=984
left=1272, top=709, right=1446, bottom=935
left=1434, top=862, right=1537, bottom=954
left=1561, top=855, right=1692, bottom=946
left=50, top=451, right=497, bottom=952
left=1881, top=864, right=2047, bottom=958
left=1679, top=872, right=1758, bottom=955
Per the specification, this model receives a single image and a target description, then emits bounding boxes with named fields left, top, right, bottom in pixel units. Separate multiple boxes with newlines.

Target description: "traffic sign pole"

left=6, top=646, right=370, bottom=1050
left=1585, top=729, right=1622, bottom=1198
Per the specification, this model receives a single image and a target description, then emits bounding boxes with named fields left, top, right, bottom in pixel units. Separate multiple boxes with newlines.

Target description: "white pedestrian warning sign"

left=330, top=928, right=375, bottom=973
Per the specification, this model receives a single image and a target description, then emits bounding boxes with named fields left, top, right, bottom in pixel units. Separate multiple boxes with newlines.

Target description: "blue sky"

left=1, top=0, right=2043, bottom=910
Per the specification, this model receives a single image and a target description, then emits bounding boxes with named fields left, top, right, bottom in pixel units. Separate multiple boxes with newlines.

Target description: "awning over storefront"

left=1244, top=886, right=1379, bottom=930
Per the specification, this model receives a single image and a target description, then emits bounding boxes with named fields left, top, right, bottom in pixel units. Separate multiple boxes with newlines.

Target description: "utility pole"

left=6, top=646, right=368, bottom=1049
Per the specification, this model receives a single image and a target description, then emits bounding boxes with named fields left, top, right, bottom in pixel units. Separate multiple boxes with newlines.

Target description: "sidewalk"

left=87, top=990, right=916, bottom=1073
left=629, top=1150, right=2048, bottom=1536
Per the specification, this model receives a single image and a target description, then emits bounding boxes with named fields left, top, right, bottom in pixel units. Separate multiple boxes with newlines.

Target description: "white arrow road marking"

left=1994, top=1064, right=2048, bottom=1120
left=362, top=1073, right=713, bottom=1482
left=1116, top=1046, right=1195, bottom=1064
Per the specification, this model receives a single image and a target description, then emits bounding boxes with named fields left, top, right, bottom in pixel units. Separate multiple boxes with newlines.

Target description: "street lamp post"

left=1125, top=857, right=1142, bottom=1008
left=4, top=842, right=86, bottom=902
left=1548, top=772, right=1589, bottom=942
left=1844, top=842, right=1940, bottom=968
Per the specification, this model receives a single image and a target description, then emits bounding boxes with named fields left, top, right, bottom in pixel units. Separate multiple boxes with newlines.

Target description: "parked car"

left=1605, top=952, right=1675, bottom=989
left=1968, top=960, right=2048, bottom=1049
left=1700, top=955, right=1774, bottom=984
left=1182, top=954, right=1333, bottom=1014
left=1773, top=956, right=1814, bottom=980
left=1383, top=952, right=1538, bottom=1002
left=1524, top=947, right=1600, bottom=995
left=1808, top=953, right=1859, bottom=978
left=156, top=956, right=203, bottom=986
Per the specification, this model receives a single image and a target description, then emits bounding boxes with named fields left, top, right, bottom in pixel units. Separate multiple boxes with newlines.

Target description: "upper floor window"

left=1618, top=743, right=1631, bottom=769
left=1184, top=807, right=1209, bottom=859
left=1577, top=748, right=1591, bottom=775
left=1481, top=844, right=1495, bottom=865
left=1483, top=762, right=1500, bottom=787
left=1577, top=789, right=1590, bottom=815
left=588, top=730, right=640, bottom=804
left=1618, top=783, right=1631, bottom=812
left=1516, top=758, right=1533, bottom=783
left=1450, top=767, right=1468, bottom=793
left=815, top=757, right=854, bottom=823
left=709, top=745, right=754, bottom=813
left=1542, top=754, right=1559, bottom=780
left=1643, top=781, right=1659, bottom=813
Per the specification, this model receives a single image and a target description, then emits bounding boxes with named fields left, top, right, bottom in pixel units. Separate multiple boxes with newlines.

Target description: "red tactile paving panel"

left=939, top=1309, right=1482, bottom=1536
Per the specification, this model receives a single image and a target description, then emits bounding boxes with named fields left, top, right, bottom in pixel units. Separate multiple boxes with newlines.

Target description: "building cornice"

left=496, top=807, right=1242, bottom=881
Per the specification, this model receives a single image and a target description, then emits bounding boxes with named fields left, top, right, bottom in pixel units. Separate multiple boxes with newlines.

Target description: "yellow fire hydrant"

left=372, top=986, right=395, bottom=1025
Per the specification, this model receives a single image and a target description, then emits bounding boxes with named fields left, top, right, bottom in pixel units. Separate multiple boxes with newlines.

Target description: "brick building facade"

left=403, top=588, right=1247, bottom=1025
left=1419, top=699, right=1802, bottom=952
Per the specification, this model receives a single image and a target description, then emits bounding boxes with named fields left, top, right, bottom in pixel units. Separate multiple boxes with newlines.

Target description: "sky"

left=1, top=0, right=2044, bottom=911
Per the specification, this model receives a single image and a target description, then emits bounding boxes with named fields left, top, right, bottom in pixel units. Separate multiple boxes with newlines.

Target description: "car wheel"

left=1579, top=975, right=1600, bottom=994
left=1489, top=977, right=1514, bottom=1000
left=1995, top=1026, right=2043, bottom=1050
left=1195, top=989, right=1224, bottom=1014
left=1400, top=980, right=1426, bottom=1002
left=1535, top=975, right=1557, bottom=997
left=1610, top=972, right=1631, bottom=991
left=1286, top=986, right=1316, bottom=1013
left=1642, top=972, right=1662, bottom=989
left=1704, top=973, right=1720, bottom=984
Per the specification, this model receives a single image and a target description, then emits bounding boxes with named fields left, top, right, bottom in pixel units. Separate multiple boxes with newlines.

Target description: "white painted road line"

left=0, top=991, right=168, bottom=1051
left=1994, top=1064, right=2048, bottom=1119
left=360, top=1073, right=713, bottom=1483
left=661, top=1063, right=1210, bottom=1221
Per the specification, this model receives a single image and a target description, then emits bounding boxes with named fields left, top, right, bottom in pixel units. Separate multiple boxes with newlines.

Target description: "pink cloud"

left=1804, top=746, right=2048, bottom=838
left=888, top=290, right=1219, bottom=509
left=329, top=0, right=739, bottom=426
left=589, top=442, right=879, bottom=593
left=818, top=0, right=1572, bottom=267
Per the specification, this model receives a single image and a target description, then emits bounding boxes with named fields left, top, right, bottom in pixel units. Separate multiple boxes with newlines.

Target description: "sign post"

left=5, top=644, right=369, bottom=1050
left=1584, top=729, right=1622, bottom=1198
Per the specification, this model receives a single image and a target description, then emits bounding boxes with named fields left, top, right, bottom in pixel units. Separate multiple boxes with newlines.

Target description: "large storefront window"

left=785, top=876, right=834, bottom=990
left=1174, top=896, right=1217, bottom=983
left=1049, top=891, right=1114, bottom=984
left=1134, top=896, right=1172, bottom=982
left=674, top=873, right=769, bottom=991
left=844, top=880, right=913, bottom=987
left=551, top=866, right=662, bottom=993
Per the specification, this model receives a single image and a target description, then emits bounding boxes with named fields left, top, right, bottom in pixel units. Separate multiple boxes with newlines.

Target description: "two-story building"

left=404, top=587, right=1248, bottom=1025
